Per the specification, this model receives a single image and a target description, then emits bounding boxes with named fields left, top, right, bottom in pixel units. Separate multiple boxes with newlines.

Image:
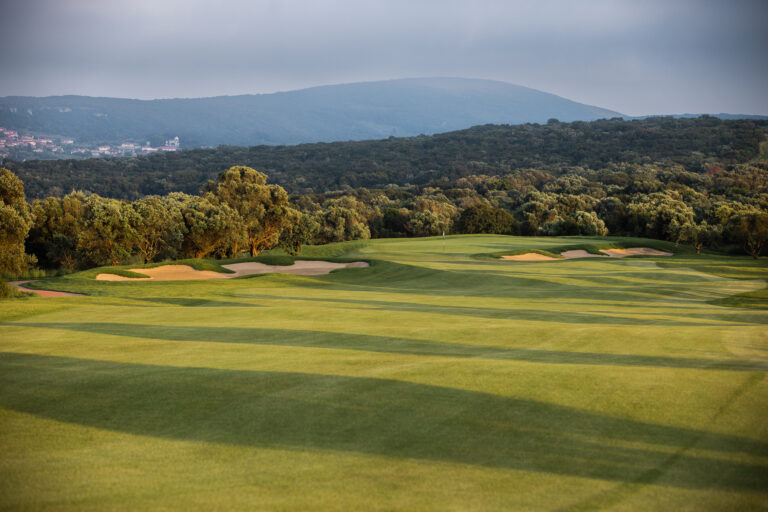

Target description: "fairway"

left=1, top=235, right=767, bottom=511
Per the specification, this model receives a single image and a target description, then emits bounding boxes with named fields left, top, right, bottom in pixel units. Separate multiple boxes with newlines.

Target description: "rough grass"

left=1, top=235, right=766, bottom=511
left=0, top=280, right=28, bottom=298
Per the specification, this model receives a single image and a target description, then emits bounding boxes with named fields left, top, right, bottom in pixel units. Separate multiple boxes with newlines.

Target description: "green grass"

left=710, top=283, right=768, bottom=309
left=1, top=235, right=767, bottom=511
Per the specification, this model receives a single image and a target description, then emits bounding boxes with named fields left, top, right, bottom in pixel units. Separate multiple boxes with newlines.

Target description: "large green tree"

left=315, top=197, right=371, bottom=243
left=0, top=168, right=35, bottom=276
left=77, top=195, right=139, bottom=267
left=625, top=193, right=695, bottom=241
left=179, top=194, right=242, bottom=259
left=728, top=208, right=768, bottom=258
left=279, top=214, right=319, bottom=255
left=132, top=196, right=186, bottom=263
left=28, top=191, right=88, bottom=269
left=457, top=204, right=517, bottom=235
left=208, top=166, right=300, bottom=256
left=676, top=221, right=722, bottom=255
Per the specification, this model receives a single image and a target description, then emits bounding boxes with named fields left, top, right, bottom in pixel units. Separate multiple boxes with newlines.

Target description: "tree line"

left=1, top=156, right=766, bottom=289
left=292, top=161, right=768, bottom=258
left=6, top=116, right=766, bottom=200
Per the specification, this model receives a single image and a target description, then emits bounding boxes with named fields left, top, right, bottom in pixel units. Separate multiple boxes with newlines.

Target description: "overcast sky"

left=0, top=0, right=766, bottom=116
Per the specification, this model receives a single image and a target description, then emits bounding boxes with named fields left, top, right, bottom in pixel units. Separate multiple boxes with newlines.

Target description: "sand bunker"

left=96, top=261, right=369, bottom=281
left=560, top=250, right=605, bottom=259
left=600, top=247, right=672, bottom=257
left=503, top=247, right=672, bottom=262
left=562, top=247, right=673, bottom=259
left=501, top=253, right=559, bottom=261
left=8, top=280, right=84, bottom=297
left=224, top=260, right=369, bottom=277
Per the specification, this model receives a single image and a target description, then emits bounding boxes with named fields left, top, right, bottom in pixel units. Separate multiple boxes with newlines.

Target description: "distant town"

left=0, top=127, right=180, bottom=160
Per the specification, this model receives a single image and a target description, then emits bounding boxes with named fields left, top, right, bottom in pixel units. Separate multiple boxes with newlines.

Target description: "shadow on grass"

left=8, top=322, right=768, bottom=371
left=299, top=260, right=753, bottom=307
left=238, top=294, right=765, bottom=327
left=0, top=352, right=765, bottom=491
left=130, top=297, right=261, bottom=308
left=709, top=284, right=768, bottom=310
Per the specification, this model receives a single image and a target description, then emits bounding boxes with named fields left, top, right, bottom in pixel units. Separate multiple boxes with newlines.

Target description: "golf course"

left=1, top=234, right=767, bottom=511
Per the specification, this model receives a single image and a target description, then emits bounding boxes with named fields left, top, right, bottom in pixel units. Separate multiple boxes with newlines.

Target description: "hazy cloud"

left=1, top=0, right=766, bottom=115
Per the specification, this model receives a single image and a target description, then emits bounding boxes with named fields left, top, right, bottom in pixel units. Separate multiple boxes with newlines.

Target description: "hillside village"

left=0, top=127, right=180, bottom=160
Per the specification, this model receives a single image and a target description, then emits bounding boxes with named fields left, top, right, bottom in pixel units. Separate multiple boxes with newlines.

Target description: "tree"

left=132, top=196, right=186, bottom=263
left=279, top=214, right=319, bottom=255
left=625, top=193, right=694, bottom=241
left=407, top=198, right=457, bottom=236
left=676, top=221, right=722, bottom=255
left=518, top=200, right=557, bottom=235
left=595, top=197, right=626, bottom=235
left=381, top=207, right=411, bottom=237
left=457, top=204, right=517, bottom=235
left=77, top=195, right=139, bottom=266
left=316, top=197, right=371, bottom=243
left=179, top=194, right=242, bottom=259
left=0, top=168, right=35, bottom=276
left=542, top=211, right=608, bottom=236
left=207, top=166, right=300, bottom=256
left=730, top=209, right=768, bottom=258
left=28, top=191, right=88, bottom=269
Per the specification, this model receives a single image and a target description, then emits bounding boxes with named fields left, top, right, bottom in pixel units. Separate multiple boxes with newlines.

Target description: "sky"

left=0, top=0, right=766, bottom=116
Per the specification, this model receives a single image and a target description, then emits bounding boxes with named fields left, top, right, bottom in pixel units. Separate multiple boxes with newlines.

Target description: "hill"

left=0, top=78, right=622, bottom=148
left=6, top=116, right=766, bottom=200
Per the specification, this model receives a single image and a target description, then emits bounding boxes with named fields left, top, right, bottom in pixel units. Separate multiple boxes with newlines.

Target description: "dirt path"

left=8, top=280, right=84, bottom=297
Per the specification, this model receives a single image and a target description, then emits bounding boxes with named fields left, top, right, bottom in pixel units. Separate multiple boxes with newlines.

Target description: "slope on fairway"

left=0, top=235, right=766, bottom=511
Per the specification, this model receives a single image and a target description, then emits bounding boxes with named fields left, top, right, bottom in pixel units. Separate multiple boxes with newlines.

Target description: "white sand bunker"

left=560, top=250, right=607, bottom=259
left=96, top=261, right=369, bottom=281
left=600, top=247, right=672, bottom=257
left=503, top=247, right=672, bottom=262
left=501, top=253, right=558, bottom=261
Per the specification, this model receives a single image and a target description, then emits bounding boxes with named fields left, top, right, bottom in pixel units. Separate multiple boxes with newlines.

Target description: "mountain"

left=0, top=78, right=623, bottom=147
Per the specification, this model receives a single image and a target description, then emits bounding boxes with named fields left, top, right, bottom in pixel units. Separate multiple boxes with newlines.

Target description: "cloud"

left=0, top=0, right=766, bottom=115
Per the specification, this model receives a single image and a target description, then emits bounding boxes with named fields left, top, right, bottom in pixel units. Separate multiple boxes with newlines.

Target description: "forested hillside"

left=0, top=78, right=621, bottom=148
left=6, top=116, right=766, bottom=200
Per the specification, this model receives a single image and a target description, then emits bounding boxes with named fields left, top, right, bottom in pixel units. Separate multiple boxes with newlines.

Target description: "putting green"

left=1, top=235, right=767, bottom=511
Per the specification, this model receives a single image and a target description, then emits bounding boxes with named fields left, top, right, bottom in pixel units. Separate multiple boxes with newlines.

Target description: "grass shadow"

left=8, top=322, right=768, bottom=371
left=130, top=297, right=261, bottom=308
left=0, top=352, right=765, bottom=491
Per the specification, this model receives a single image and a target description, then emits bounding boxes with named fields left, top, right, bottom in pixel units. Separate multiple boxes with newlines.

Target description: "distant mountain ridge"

left=0, top=78, right=623, bottom=148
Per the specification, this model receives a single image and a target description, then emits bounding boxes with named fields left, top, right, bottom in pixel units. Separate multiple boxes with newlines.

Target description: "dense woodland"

left=6, top=116, right=766, bottom=200
left=1, top=117, right=767, bottom=290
